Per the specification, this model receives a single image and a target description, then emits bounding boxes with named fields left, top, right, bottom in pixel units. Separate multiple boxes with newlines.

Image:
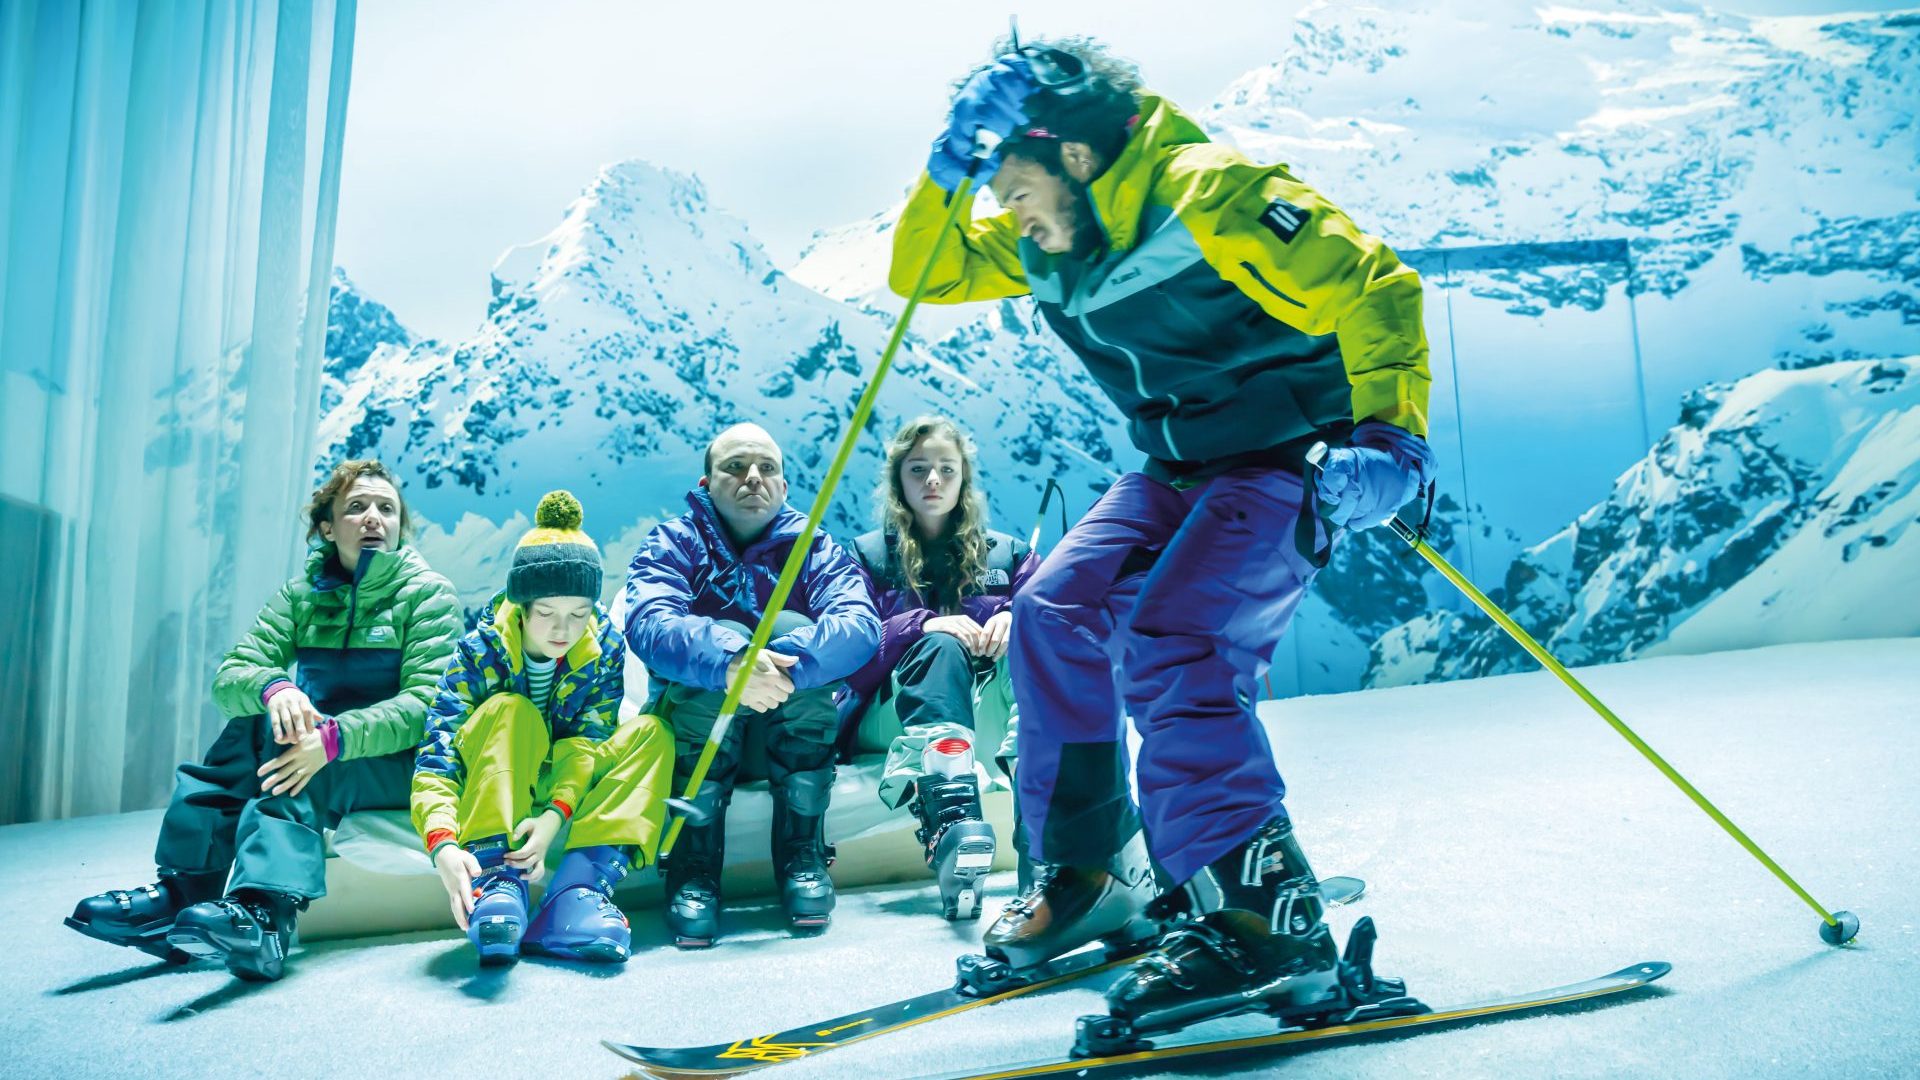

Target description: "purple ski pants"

left=1008, top=466, right=1322, bottom=885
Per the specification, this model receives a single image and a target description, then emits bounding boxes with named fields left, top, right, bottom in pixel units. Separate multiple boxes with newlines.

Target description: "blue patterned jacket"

left=410, top=591, right=624, bottom=843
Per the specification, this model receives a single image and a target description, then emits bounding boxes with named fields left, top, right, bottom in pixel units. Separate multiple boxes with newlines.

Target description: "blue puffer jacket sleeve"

left=623, top=523, right=751, bottom=692
left=767, top=534, right=881, bottom=690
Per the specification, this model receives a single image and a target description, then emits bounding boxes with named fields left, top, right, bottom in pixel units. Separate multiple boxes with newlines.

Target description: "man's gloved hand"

left=1313, top=420, right=1435, bottom=530
left=927, top=54, right=1037, bottom=192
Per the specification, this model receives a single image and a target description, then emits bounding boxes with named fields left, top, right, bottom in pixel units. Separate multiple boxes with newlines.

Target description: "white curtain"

left=0, top=0, right=358, bottom=823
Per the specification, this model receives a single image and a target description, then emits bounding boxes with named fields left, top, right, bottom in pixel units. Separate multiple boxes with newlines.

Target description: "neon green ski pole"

left=657, top=176, right=982, bottom=860
left=1305, top=443, right=1858, bottom=945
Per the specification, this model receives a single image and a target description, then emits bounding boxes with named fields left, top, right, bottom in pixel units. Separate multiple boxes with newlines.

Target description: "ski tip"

left=1321, top=875, right=1367, bottom=905
left=1612, top=961, right=1672, bottom=984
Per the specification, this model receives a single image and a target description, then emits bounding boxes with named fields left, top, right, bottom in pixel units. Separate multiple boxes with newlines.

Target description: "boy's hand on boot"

left=506, top=809, right=565, bottom=883
left=266, top=687, right=324, bottom=744
left=257, top=732, right=328, bottom=797
left=433, top=845, right=480, bottom=930
left=729, top=649, right=798, bottom=712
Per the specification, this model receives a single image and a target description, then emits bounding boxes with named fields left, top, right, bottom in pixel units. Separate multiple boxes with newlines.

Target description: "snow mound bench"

left=302, top=667, right=1019, bottom=942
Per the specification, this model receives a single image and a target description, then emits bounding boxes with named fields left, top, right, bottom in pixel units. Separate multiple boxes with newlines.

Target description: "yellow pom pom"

left=535, top=490, right=583, bottom=531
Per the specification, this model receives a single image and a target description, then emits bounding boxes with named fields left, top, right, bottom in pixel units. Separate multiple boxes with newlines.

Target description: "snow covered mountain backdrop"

left=319, top=0, right=1919, bottom=688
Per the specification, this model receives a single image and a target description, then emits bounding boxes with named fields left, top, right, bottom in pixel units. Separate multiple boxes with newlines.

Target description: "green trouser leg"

left=454, top=695, right=551, bottom=842
left=562, top=715, right=674, bottom=863
left=157, top=713, right=410, bottom=901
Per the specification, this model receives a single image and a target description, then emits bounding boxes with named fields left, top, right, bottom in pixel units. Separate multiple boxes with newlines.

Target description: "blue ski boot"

left=525, top=845, right=633, bottom=963
left=466, top=837, right=529, bottom=965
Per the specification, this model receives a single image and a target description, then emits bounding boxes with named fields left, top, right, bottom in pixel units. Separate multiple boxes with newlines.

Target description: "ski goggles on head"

left=1017, top=45, right=1089, bottom=93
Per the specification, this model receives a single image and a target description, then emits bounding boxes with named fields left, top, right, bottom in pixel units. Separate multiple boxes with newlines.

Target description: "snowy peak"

left=1369, top=356, right=1920, bottom=687
left=792, top=202, right=902, bottom=305
left=1208, top=2, right=1918, bottom=277
left=326, top=267, right=413, bottom=377
left=489, top=159, right=778, bottom=323
left=317, top=160, right=1135, bottom=612
left=324, top=269, right=415, bottom=414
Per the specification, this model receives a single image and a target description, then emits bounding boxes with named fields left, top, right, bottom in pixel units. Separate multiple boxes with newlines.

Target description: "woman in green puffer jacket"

left=65, top=460, right=461, bottom=982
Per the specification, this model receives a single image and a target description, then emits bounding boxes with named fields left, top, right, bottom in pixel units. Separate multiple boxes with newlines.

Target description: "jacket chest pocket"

left=353, top=604, right=402, bottom=648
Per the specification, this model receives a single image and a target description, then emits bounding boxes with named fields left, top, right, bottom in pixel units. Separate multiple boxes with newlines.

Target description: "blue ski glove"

left=1313, top=421, right=1435, bottom=531
left=927, top=55, right=1038, bottom=192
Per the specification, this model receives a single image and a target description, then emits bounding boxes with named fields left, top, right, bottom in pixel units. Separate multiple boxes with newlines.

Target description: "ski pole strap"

left=1412, top=480, right=1436, bottom=543
left=1295, top=451, right=1336, bottom=570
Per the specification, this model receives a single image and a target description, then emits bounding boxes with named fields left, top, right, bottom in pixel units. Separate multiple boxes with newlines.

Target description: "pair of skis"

left=602, top=877, right=1670, bottom=1079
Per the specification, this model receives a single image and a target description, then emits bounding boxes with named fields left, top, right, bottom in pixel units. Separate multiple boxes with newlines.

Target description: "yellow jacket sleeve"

left=887, top=173, right=1031, bottom=304
left=1178, top=156, right=1432, bottom=435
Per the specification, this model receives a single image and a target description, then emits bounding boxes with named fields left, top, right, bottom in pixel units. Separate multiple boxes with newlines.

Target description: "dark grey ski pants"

left=153, top=713, right=411, bottom=901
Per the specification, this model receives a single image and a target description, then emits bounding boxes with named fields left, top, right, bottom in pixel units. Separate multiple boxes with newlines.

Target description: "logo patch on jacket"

left=367, top=626, right=393, bottom=642
left=977, top=569, right=1011, bottom=588
left=1259, top=198, right=1310, bottom=244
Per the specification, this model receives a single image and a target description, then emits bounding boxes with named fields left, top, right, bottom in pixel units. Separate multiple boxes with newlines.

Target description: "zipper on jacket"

left=343, top=548, right=373, bottom=647
left=1076, top=306, right=1183, bottom=460
left=1239, top=261, right=1307, bottom=309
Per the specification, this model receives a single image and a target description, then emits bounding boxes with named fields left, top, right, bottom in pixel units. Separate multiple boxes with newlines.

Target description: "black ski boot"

left=168, top=888, right=301, bottom=982
left=66, top=870, right=223, bottom=964
left=771, top=768, right=835, bottom=933
left=982, top=828, right=1159, bottom=970
left=910, top=771, right=996, bottom=921
left=663, top=783, right=727, bottom=949
left=1076, top=817, right=1419, bottom=1055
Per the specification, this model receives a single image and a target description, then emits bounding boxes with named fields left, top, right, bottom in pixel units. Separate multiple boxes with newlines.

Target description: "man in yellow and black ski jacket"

left=891, top=82, right=1428, bottom=469
left=889, top=39, right=1436, bottom=1033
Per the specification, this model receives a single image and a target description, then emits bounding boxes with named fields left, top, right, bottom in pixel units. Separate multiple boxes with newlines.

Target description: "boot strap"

left=1145, top=922, right=1256, bottom=987
left=1268, top=885, right=1326, bottom=936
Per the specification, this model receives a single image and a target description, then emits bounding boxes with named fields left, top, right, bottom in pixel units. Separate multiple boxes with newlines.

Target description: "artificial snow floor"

left=7, top=638, right=1916, bottom=1079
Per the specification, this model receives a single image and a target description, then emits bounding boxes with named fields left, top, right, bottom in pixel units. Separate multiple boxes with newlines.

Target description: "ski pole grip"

left=1304, top=439, right=1419, bottom=548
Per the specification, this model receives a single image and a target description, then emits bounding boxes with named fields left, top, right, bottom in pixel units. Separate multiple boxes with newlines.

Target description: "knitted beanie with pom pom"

left=506, top=490, right=602, bottom=603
